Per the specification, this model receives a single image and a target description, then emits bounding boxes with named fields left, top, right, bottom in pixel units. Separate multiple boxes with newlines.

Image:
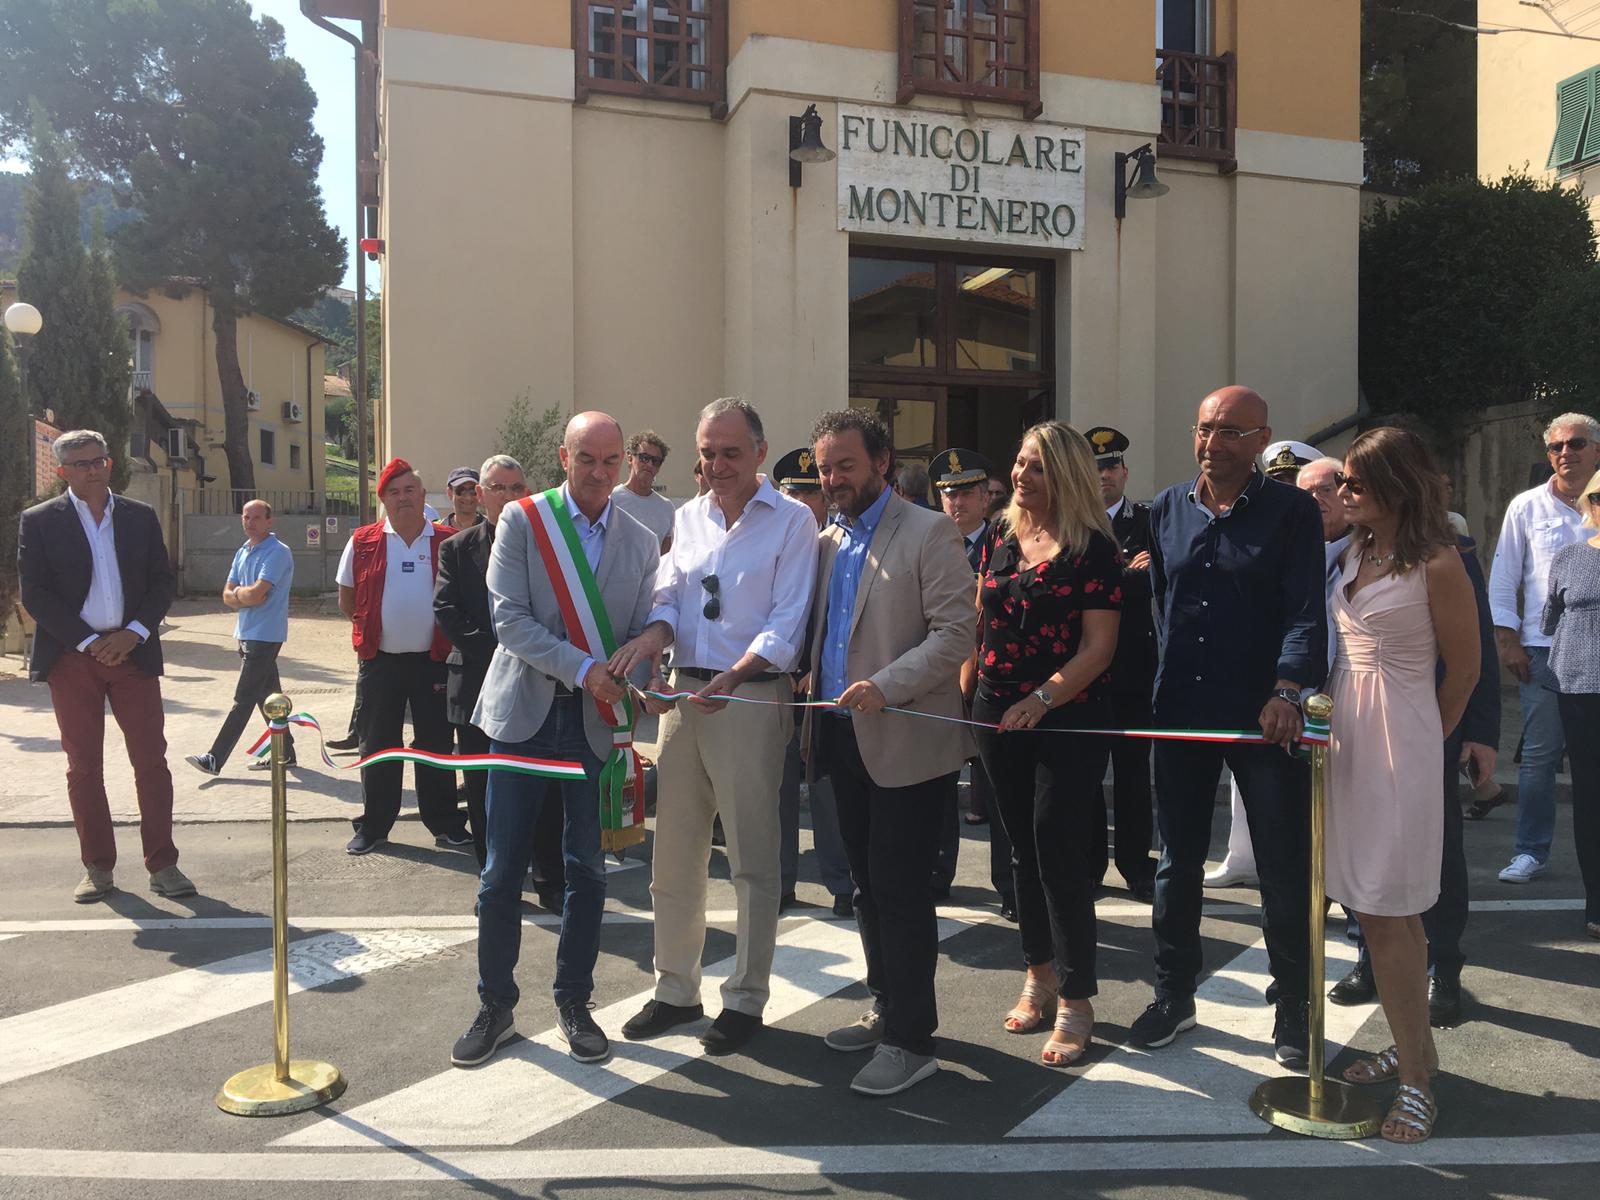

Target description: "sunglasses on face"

left=452, top=484, right=478, bottom=496
left=1589, top=491, right=1600, bottom=506
left=1334, top=471, right=1365, bottom=496
left=701, top=574, right=721, bottom=621
left=632, top=452, right=665, bottom=467
left=1548, top=437, right=1592, bottom=455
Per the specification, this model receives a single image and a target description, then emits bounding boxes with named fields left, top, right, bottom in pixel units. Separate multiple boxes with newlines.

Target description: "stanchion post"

left=216, top=693, right=347, bottom=1117
left=1248, top=693, right=1384, bottom=1139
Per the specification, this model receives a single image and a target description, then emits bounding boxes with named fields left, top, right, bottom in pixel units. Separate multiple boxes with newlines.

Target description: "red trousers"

left=47, top=651, right=177, bottom=873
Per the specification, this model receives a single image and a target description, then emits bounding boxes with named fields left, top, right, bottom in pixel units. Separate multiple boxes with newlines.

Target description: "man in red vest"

left=336, top=458, right=471, bottom=854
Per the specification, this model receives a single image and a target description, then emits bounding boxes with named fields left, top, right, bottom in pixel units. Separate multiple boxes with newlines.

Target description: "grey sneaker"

left=824, top=1009, right=885, bottom=1053
left=451, top=1003, right=515, bottom=1067
left=849, top=1044, right=938, bottom=1096
left=149, top=865, right=197, bottom=898
left=73, top=867, right=114, bottom=903
left=185, top=753, right=220, bottom=776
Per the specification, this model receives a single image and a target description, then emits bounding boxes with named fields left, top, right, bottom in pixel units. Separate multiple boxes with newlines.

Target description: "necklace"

left=1365, top=537, right=1395, bottom=566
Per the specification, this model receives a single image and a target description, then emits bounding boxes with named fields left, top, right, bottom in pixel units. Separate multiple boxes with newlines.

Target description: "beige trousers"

left=650, top=670, right=792, bottom=1016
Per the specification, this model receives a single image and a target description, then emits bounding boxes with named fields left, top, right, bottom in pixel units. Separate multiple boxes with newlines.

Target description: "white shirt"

left=67, top=488, right=150, bottom=650
left=610, top=484, right=675, bottom=547
left=1106, top=497, right=1126, bottom=520
left=649, top=476, right=817, bottom=673
left=337, top=518, right=438, bottom=653
left=1488, top=478, right=1590, bottom=648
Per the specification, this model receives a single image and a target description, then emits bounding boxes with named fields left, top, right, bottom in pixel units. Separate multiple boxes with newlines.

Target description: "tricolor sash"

left=520, top=488, right=646, bottom=850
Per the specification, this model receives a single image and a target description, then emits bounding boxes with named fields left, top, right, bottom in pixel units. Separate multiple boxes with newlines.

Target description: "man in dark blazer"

left=433, top=454, right=564, bottom=903
left=1082, top=427, right=1157, bottom=901
left=17, top=429, right=194, bottom=903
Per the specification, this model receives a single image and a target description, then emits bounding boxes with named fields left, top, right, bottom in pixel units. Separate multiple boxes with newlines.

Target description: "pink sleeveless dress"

left=1325, top=553, right=1443, bottom=917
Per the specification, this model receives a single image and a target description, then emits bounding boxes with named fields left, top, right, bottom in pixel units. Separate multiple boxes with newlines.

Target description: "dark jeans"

left=1152, top=739, right=1310, bottom=1002
left=779, top=724, right=852, bottom=896
left=973, top=689, right=1106, bottom=1000
left=353, top=651, right=465, bottom=840
left=1083, top=689, right=1156, bottom=888
left=208, top=640, right=294, bottom=768
left=969, top=755, right=1015, bottom=903
left=1556, top=692, right=1600, bottom=923
left=477, top=694, right=607, bottom=1009
left=932, top=777, right=961, bottom=891
left=456, top=720, right=565, bottom=886
left=822, top=716, right=950, bottom=1056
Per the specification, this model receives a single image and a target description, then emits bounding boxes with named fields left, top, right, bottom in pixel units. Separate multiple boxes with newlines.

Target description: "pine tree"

left=0, top=327, right=26, bottom=619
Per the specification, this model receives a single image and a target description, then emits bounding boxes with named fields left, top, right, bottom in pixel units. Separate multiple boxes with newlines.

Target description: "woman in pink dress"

left=1326, top=427, right=1480, bottom=1144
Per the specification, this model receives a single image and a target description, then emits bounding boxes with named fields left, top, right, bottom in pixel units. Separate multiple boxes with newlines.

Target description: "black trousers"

left=456, top=721, right=565, bottom=886
left=969, top=755, right=1015, bottom=903
left=823, top=716, right=951, bottom=1056
left=1082, top=689, right=1156, bottom=888
left=1152, top=739, right=1310, bottom=1002
left=973, top=690, right=1106, bottom=1000
left=208, top=640, right=294, bottom=768
left=1556, top=692, right=1600, bottom=924
left=931, top=778, right=961, bottom=891
left=354, top=651, right=466, bottom=839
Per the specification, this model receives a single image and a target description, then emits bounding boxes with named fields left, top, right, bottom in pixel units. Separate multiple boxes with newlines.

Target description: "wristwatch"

left=1272, top=687, right=1303, bottom=708
left=1032, top=687, right=1055, bottom=708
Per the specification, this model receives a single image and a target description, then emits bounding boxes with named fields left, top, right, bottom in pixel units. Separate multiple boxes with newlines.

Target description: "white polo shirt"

left=337, top=519, right=438, bottom=654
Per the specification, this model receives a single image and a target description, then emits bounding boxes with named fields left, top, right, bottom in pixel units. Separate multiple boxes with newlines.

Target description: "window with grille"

left=899, top=0, right=1041, bottom=119
left=575, top=0, right=728, bottom=113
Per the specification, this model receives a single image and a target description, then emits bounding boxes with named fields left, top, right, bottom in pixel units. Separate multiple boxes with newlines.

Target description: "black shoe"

left=700, top=1009, right=763, bottom=1055
left=556, top=1001, right=611, bottom=1063
left=345, top=830, right=387, bottom=855
left=1273, top=998, right=1309, bottom=1069
left=434, top=831, right=473, bottom=850
left=1428, top=976, right=1463, bottom=1028
left=999, top=898, right=1018, bottom=922
left=249, top=755, right=296, bottom=770
left=832, top=894, right=854, bottom=918
left=779, top=890, right=797, bottom=912
left=1130, top=876, right=1156, bottom=904
left=326, top=733, right=359, bottom=752
left=536, top=886, right=564, bottom=911
left=621, top=999, right=703, bottom=1041
left=1128, top=995, right=1197, bottom=1049
left=1328, top=959, right=1376, bottom=1006
left=451, top=1003, right=515, bottom=1066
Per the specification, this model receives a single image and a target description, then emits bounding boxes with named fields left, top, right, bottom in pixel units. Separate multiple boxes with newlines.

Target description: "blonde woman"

left=1542, top=467, right=1600, bottom=941
left=961, top=421, right=1122, bottom=1067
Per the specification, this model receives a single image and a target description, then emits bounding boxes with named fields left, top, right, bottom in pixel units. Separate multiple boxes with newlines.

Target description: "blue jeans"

left=1515, top=648, right=1567, bottom=864
left=477, top=695, right=607, bottom=1010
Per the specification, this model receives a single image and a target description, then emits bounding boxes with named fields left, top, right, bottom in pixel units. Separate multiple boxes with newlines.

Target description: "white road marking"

left=276, top=916, right=969, bottom=1149
left=1006, top=935, right=1376, bottom=1139
left=3, top=1135, right=1599, bottom=1181
left=0, top=928, right=475, bottom=1088
left=0, top=934, right=20, bottom=943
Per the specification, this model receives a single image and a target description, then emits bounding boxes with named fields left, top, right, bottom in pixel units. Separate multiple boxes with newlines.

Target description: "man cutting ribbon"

left=451, top=412, right=660, bottom=1069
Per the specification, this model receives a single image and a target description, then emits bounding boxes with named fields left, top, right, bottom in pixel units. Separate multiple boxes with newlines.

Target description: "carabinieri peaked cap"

left=773, top=447, right=821, bottom=492
left=1262, top=439, right=1320, bottom=481
left=932, top=447, right=992, bottom=490
left=1083, top=426, right=1130, bottom=468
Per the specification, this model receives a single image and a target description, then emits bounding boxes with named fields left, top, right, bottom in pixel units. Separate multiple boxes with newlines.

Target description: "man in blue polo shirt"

left=185, top=499, right=296, bottom=775
left=1130, top=385, right=1327, bottom=1068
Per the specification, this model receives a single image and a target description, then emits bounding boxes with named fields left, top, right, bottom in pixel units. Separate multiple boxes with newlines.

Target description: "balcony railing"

left=1156, top=49, right=1236, bottom=164
left=132, top=371, right=152, bottom=393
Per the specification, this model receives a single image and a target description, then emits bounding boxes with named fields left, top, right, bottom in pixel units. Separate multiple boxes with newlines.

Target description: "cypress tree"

left=0, top=327, right=26, bottom=619
left=85, top=212, right=132, bottom=493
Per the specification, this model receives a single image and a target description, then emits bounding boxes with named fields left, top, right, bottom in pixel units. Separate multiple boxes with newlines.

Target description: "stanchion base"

left=1249, top=1076, right=1386, bottom=1140
left=216, top=1060, right=346, bottom=1117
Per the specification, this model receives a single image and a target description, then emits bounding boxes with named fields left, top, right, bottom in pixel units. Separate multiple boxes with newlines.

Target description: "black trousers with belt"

left=354, top=651, right=466, bottom=840
left=822, top=715, right=953, bottom=1056
left=1082, top=688, right=1157, bottom=889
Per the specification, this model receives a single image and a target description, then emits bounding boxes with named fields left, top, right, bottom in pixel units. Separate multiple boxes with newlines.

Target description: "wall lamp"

left=1114, top=143, right=1169, bottom=220
left=789, top=103, right=835, bottom=187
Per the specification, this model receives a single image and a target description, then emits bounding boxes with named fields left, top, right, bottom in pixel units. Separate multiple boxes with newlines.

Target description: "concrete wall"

left=1448, top=400, right=1572, bottom=571
left=181, top=514, right=351, bottom=595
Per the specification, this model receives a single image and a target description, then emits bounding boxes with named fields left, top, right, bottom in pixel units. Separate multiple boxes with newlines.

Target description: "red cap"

left=376, top=457, right=414, bottom=497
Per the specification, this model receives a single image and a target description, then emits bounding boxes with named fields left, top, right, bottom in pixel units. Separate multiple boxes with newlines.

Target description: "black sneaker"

left=451, top=1003, right=515, bottom=1067
left=1273, top=998, right=1309, bottom=1069
left=832, top=894, right=854, bottom=918
left=621, top=999, right=704, bottom=1041
left=1428, top=976, right=1463, bottom=1028
left=556, top=1002, right=610, bottom=1063
left=345, top=830, right=387, bottom=856
left=184, top=753, right=220, bottom=777
left=1128, top=995, right=1197, bottom=1049
left=1328, top=959, right=1376, bottom=1007
left=434, top=831, right=473, bottom=850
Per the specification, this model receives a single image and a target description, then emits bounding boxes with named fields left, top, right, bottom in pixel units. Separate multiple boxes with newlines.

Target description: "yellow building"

left=1478, top=0, right=1600, bottom=226
left=374, top=0, right=1362, bottom=498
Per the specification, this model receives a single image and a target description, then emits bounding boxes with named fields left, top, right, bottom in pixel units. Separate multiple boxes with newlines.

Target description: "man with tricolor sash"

left=451, top=412, right=660, bottom=1068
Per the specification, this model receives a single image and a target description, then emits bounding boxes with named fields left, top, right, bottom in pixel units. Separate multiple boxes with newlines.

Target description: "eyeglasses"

left=1302, top=482, right=1338, bottom=499
left=701, top=574, right=721, bottom=621
left=481, top=482, right=529, bottom=497
left=632, top=451, right=665, bottom=467
left=1548, top=437, right=1592, bottom=455
left=1335, top=471, right=1365, bottom=496
left=61, top=456, right=109, bottom=471
left=1191, top=425, right=1266, bottom=443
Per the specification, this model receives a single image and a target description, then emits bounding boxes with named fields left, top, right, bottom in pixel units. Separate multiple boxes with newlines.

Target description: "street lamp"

left=1113, top=144, right=1169, bottom=220
left=3, top=301, right=43, bottom=407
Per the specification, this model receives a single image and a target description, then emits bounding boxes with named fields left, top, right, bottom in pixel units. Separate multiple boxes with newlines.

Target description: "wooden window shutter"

left=1546, top=68, right=1596, bottom=170
left=1582, top=67, right=1600, bottom=162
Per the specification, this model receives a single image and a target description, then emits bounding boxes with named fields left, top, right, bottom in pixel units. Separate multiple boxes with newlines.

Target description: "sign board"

left=305, top=525, right=321, bottom=548
left=325, top=516, right=339, bottom=531
left=836, top=104, right=1086, bottom=251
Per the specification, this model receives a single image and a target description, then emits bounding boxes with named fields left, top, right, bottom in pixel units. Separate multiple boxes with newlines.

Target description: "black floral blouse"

left=977, top=527, right=1123, bottom=703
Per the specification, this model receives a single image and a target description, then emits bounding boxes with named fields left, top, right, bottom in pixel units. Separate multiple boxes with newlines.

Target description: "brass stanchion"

left=217, top=693, right=347, bottom=1117
left=1249, top=693, right=1384, bottom=1139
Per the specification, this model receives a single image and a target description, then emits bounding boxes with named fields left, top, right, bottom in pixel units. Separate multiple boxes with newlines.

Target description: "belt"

left=672, top=666, right=783, bottom=684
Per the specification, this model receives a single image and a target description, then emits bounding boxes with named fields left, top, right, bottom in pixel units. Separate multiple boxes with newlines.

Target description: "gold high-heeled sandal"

left=1041, top=1002, right=1093, bottom=1068
left=1003, top=975, right=1058, bottom=1034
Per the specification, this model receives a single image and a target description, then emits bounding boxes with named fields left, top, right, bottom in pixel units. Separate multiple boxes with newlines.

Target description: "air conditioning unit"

left=282, top=401, right=304, bottom=423
left=165, top=428, right=187, bottom=461
left=245, top=389, right=261, bottom=411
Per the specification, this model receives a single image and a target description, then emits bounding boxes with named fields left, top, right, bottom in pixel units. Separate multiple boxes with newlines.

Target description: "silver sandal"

left=1381, top=1083, right=1437, bottom=1144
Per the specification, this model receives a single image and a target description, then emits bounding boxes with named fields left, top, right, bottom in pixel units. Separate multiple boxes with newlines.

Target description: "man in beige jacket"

left=804, top=409, right=977, bottom=1096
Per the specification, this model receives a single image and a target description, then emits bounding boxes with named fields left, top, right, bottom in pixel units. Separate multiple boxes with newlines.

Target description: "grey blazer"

left=472, top=495, right=659, bottom=759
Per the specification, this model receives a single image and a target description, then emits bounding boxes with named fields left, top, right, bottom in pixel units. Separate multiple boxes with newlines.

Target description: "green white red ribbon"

left=245, top=712, right=587, bottom=780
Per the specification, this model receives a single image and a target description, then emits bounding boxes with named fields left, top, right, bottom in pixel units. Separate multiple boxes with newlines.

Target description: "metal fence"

left=178, top=487, right=361, bottom=517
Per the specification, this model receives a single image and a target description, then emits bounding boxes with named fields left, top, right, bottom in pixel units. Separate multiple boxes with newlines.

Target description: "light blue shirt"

left=230, top=534, right=294, bottom=643
left=820, top=484, right=893, bottom=704
left=562, top=483, right=611, bottom=684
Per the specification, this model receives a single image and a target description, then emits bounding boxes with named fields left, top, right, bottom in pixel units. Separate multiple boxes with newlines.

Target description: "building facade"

left=376, top=0, right=1361, bottom=499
